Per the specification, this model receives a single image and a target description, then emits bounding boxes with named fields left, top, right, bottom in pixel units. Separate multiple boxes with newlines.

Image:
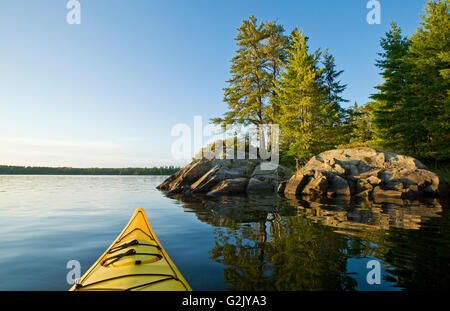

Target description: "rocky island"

left=157, top=147, right=449, bottom=203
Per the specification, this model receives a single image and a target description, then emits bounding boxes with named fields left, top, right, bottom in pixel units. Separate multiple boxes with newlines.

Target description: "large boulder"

left=191, top=166, right=245, bottom=193
left=284, top=171, right=314, bottom=196
left=302, top=171, right=328, bottom=196
left=247, top=177, right=276, bottom=193
left=157, top=157, right=287, bottom=196
left=282, top=147, right=449, bottom=200
left=325, top=172, right=351, bottom=197
left=247, top=164, right=288, bottom=193
left=156, top=159, right=215, bottom=194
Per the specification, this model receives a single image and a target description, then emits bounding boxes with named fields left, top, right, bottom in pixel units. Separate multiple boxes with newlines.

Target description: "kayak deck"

left=70, top=208, right=191, bottom=291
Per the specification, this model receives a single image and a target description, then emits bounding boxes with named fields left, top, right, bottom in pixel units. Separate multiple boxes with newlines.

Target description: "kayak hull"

left=70, top=208, right=191, bottom=291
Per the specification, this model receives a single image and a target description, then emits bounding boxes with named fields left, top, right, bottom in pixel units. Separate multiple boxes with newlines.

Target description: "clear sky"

left=0, top=0, right=428, bottom=168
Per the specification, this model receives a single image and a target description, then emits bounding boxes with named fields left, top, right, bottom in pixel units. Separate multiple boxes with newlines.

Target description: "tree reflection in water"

left=166, top=193, right=450, bottom=290
left=210, top=216, right=358, bottom=290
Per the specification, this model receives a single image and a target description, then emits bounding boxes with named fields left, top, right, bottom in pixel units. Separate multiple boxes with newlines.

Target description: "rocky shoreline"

left=282, top=148, right=449, bottom=203
left=157, top=156, right=288, bottom=196
left=157, top=147, right=449, bottom=202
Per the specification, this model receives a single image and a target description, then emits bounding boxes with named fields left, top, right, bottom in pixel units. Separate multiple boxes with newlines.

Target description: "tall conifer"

left=213, top=16, right=288, bottom=150
left=275, top=29, right=334, bottom=165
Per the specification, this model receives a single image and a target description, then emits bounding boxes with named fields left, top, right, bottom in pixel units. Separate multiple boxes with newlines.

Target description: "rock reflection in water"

left=284, top=194, right=444, bottom=231
left=167, top=193, right=287, bottom=227
left=166, top=193, right=450, bottom=290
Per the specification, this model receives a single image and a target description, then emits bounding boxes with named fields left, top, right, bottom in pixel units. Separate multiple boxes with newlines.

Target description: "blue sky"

left=0, top=0, right=427, bottom=167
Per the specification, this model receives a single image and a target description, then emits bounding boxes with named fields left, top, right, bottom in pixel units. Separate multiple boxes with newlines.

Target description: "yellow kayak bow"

left=70, top=208, right=191, bottom=291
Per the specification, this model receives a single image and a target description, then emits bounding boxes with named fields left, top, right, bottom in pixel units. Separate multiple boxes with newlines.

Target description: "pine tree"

left=321, top=48, right=348, bottom=121
left=370, top=22, right=412, bottom=153
left=405, top=0, right=450, bottom=160
left=212, top=16, right=288, bottom=150
left=371, top=1, right=449, bottom=161
left=339, top=102, right=374, bottom=148
left=264, top=21, right=289, bottom=123
left=275, top=29, right=335, bottom=165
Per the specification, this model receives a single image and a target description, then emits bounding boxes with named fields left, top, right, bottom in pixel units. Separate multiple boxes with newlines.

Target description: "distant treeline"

left=0, top=165, right=180, bottom=175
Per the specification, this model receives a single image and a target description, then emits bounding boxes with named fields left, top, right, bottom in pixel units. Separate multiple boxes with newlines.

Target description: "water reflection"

left=285, top=194, right=444, bottom=231
left=167, top=193, right=450, bottom=290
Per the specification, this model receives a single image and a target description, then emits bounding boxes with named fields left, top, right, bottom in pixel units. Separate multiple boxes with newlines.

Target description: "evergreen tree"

left=321, top=48, right=348, bottom=120
left=339, top=102, right=374, bottom=148
left=264, top=21, right=289, bottom=123
left=275, top=29, right=336, bottom=165
left=370, top=22, right=412, bottom=153
left=405, top=0, right=450, bottom=160
left=371, top=1, right=449, bottom=161
left=212, top=16, right=288, bottom=150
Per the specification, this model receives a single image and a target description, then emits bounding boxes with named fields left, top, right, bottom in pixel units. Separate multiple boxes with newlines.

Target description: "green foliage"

left=274, top=29, right=342, bottom=165
left=0, top=165, right=180, bottom=175
left=338, top=102, right=374, bottom=148
left=212, top=1, right=449, bottom=169
left=370, top=1, right=450, bottom=160
left=213, top=17, right=348, bottom=167
left=320, top=48, right=349, bottom=120
left=405, top=0, right=450, bottom=160
left=212, top=16, right=289, bottom=152
left=212, top=16, right=288, bottom=129
left=370, top=22, right=412, bottom=153
left=264, top=20, right=290, bottom=122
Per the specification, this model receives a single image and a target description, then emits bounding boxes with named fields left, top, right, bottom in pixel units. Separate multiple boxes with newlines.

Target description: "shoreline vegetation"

left=212, top=1, right=449, bottom=172
left=0, top=165, right=180, bottom=176
left=158, top=1, right=449, bottom=201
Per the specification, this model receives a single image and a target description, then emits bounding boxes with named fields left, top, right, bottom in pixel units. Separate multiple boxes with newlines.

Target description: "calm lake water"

left=0, top=175, right=449, bottom=291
